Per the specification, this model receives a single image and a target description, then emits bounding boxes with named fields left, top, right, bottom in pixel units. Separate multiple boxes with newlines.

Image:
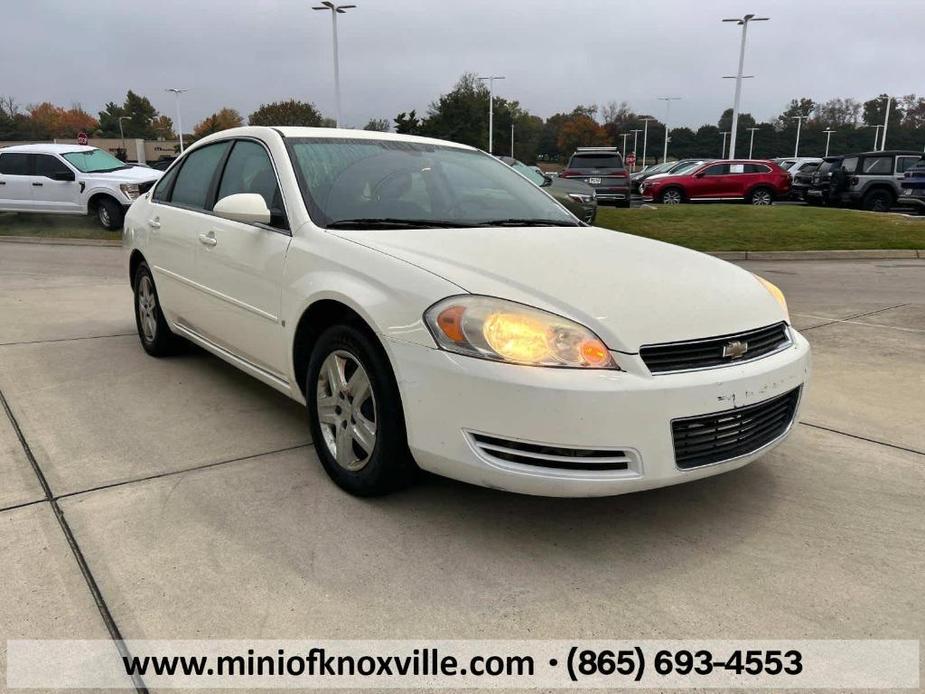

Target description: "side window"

left=862, top=156, right=891, bottom=175
left=728, top=163, right=746, bottom=174
left=33, top=154, right=72, bottom=178
left=702, top=164, right=729, bottom=176
left=0, top=153, right=31, bottom=175
left=151, top=163, right=180, bottom=202
left=170, top=142, right=231, bottom=210
left=215, top=140, right=287, bottom=228
left=841, top=156, right=859, bottom=173
left=744, top=164, right=770, bottom=174
left=896, top=156, right=920, bottom=174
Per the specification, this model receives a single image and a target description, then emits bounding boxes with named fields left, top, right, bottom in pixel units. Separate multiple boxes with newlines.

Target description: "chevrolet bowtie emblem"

left=723, top=340, right=749, bottom=359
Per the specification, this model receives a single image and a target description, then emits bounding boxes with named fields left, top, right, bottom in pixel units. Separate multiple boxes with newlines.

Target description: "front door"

left=31, top=154, right=82, bottom=213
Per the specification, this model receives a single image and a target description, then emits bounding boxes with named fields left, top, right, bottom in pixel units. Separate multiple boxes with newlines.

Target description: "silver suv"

left=829, top=150, right=922, bottom=212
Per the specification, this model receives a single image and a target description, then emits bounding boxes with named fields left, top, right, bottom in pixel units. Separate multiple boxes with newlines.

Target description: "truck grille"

left=672, top=387, right=800, bottom=469
left=640, top=323, right=790, bottom=374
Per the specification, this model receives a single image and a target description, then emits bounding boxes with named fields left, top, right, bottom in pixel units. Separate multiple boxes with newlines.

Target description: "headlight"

left=120, top=183, right=140, bottom=200
left=424, top=296, right=619, bottom=369
left=754, top=274, right=789, bottom=320
left=568, top=193, right=594, bottom=204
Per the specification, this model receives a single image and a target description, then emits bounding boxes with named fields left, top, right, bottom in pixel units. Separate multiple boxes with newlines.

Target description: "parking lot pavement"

left=1, top=243, right=923, bottom=690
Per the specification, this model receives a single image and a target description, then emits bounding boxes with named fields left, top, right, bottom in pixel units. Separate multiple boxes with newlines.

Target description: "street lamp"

left=117, top=115, right=131, bottom=155
left=165, top=88, right=189, bottom=153
left=720, top=130, right=729, bottom=158
left=792, top=114, right=807, bottom=157
left=477, top=75, right=505, bottom=154
left=312, top=1, right=357, bottom=128
left=746, top=126, right=760, bottom=158
left=823, top=128, right=837, bottom=157
left=657, top=97, right=681, bottom=162
left=620, top=132, right=630, bottom=157
left=865, top=124, right=883, bottom=150
left=630, top=128, right=643, bottom=171
left=880, top=95, right=893, bottom=151
left=640, top=117, right=655, bottom=169
left=722, top=13, right=769, bottom=159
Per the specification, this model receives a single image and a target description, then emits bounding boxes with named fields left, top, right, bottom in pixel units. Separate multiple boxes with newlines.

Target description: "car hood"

left=83, top=166, right=162, bottom=184
left=331, top=226, right=786, bottom=352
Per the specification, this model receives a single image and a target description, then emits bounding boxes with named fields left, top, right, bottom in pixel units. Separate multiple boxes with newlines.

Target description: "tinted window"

left=744, top=163, right=771, bottom=173
left=0, top=152, right=31, bottom=175
left=777, top=160, right=796, bottom=170
left=34, top=154, right=72, bottom=178
left=861, top=156, right=890, bottom=174
left=152, top=163, right=180, bottom=202
left=702, top=164, right=729, bottom=176
left=818, top=159, right=842, bottom=174
left=568, top=153, right=624, bottom=169
left=216, top=140, right=285, bottom=225
left=170, top=142, right=231, bottom=209
left=896, top=156, right=920, bottom=173
left=795, top=162, right=819, bottom=173
left=841, top=156, right=859, bottom=173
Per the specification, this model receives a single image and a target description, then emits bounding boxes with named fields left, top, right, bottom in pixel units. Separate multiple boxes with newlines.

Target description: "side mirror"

left=213, top=193, right=271, bottom=225
left=541, top=173, right=553, bottom=187
left=50, top=170, right=75, bottom=182
left=694, top=172, right=705, bottom=178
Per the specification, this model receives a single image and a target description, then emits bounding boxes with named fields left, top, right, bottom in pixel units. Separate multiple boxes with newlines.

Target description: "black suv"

left=897, top=156, right=925, bottom=214
left=805, top=156, right=844, bottom=206
left=828, top=150, right=923, bottom=212
left=560, top=148, right=630, bottom=207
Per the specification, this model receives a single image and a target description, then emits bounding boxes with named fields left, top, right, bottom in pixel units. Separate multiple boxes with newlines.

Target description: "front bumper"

left=386, top=329, right=811, bottom=497
left=896, top=193, right=925, bottom=210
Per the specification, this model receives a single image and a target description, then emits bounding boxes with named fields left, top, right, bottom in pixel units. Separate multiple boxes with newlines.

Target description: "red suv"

left=640, top=159, right=791, bottom=205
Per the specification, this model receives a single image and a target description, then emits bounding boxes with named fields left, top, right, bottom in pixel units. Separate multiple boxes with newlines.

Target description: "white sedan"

left=124, top=127, right=811, bottom=497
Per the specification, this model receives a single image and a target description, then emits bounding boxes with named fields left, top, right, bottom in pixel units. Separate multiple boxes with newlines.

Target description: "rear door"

left=187, top=138, right=292, bottom=377
left=0, top=152, right=35, bottom=211
left=31, top=154, right=82, bottom=213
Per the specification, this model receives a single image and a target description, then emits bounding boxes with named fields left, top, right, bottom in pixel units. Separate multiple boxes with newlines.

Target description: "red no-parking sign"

left=625, top=153, right=637, bottom=166
left=77, top=132, right=89, bottom=145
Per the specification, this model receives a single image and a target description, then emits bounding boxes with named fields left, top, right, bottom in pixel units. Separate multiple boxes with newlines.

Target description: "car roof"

left=0, top=143, right=96, bottom=154
left=192, top=126, right=475, bottom=152
left=852, top=150, right=923, bottom=157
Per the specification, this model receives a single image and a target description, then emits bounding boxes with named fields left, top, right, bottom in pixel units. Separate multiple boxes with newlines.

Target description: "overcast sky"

left=2, top=0, right=919, bottom=130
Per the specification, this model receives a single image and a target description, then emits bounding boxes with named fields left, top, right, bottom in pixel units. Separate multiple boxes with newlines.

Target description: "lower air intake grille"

left=470, top=433, right=631, bottom=471
left=672, top=387, right=801, bottom=470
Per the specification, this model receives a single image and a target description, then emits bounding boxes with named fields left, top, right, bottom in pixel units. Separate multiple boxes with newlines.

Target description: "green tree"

left=98, top=91, right=159, bottom=138
left=363, top=118, right=390, bottom=132
left=776, top=98, right=816, bottom=128
left=422, top=73, right=491, bottom=149
left=192, top=108, right=243, bottom=138
left=394, top=110, right=423, bottom=135
left=718, top=108, right=756, bottom=132
left=248, top=99, right=323, bottom=127
left=862, top=94, right=903, bottom=131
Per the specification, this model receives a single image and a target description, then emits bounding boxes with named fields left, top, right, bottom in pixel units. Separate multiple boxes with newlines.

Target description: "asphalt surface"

left=0, top=241, right=923, bottom=692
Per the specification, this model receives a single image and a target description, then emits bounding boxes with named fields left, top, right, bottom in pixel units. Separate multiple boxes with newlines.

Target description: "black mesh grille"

left=672, top=387, right=800, bottom=469
left=641, top=323, right=790, bottom=373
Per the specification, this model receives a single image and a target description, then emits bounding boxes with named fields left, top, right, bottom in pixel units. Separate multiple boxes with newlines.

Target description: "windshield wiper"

left=326, top=218, right=476, bottom=230
left=475, top=218, right=580, bottom=227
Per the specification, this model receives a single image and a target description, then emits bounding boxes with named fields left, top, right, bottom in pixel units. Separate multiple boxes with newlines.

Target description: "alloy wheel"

left=662, top=189, right=682, bottom=205
left=137, top=275, right=158, bottom=342
left=752, top=190, right=772, bottom=205
left=316, top=350, right=377, bottom=471
left=99, top=206, right=111, bottom=226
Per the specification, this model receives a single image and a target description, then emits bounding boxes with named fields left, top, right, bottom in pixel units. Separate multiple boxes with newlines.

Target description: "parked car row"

left=639, top=159, right=792, bottom=205
left=804, top=150, right=923, bottom=212
left=498, top=156, right=597, bottom=223
left=898, top=157, right=925, bottom=212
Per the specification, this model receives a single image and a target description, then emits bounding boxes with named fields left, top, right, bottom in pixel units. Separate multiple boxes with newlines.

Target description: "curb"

left=0, top=236, right=121, bottom=247
left=710, top=249, right=922, bottom=261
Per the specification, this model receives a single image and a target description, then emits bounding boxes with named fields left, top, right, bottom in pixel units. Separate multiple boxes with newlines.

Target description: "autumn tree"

left=193, top=108, right=244, bottom=138
left=557, top=112, right=610, bottom=154
left=248, top=100, right=323, bottom=127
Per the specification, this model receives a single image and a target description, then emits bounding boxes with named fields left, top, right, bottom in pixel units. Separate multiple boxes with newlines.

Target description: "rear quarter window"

left=0, top=152, right=31, bottom=175
left=860, top=156, right=890, bottom=175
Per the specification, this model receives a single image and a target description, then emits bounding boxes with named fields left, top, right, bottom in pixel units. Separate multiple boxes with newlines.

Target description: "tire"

left=96, top=197, right=124, bottom=230
left=862, top=189, right=893, bottom=212
left=616, top=197, right=631, bottom=208
left=748, top=187, right=774, bottom=206
left=658, top=187, right=684, bottom=205
left=132, top=261, right=184, bottom=356
left=306, top=324, right=417, bottom=496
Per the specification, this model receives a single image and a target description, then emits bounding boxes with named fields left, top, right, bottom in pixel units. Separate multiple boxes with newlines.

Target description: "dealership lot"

left=0, top=241, right=923, bottom=688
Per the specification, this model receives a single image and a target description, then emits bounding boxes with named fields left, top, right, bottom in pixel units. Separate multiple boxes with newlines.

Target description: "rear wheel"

left=748, top=187, right=774, bottom=206
left=96, top=197, right=124, bottom=230
left=862, top=189, right=893, bottom=212
left=659, top=187, right=683, bottom=205
left=306, top=324, right=417, bottom=496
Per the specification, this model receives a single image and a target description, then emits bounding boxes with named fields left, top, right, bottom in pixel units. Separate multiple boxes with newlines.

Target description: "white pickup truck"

left=0, top=144, right=162, bottom=229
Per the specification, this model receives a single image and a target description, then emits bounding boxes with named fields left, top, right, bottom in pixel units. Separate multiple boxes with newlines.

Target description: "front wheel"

left=306, top=324, right=417, bottom=496
left=748, top=187, right=774, bottom=206
left=96, top=197, right=124, bottom=230
left=862, top=189, right=893, bottom=212
left=659, top=188, right=684, bottom=205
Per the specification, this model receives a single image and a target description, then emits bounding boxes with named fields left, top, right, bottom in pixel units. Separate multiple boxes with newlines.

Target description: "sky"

left=2, top=0, right=920, bottom=131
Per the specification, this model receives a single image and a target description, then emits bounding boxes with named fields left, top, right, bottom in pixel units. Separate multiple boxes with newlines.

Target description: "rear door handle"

left=147, top=218, right=161, bottom=229
left=198, top=232, right=217, bottom=247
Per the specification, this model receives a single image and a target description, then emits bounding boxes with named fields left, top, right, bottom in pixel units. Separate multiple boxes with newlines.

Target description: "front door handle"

left=147, top=218, right=161, bottom=229
left=198, top=232, right=217, bottom=247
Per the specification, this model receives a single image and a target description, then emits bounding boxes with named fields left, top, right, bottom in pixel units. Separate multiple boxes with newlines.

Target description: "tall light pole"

left=880, top=95, right=892, bottom=151
left=165, top=88, right=189, bottom=153
left=865, top=124, right=883, bottom=150
left=477, top=75, right=505, bottom=154
left=630, top=128, right=643, bottom=171
left=620, top=132, right=630, bottom=156
left=720, top=130, right=729, bottom=158
left=722, top=14, right=769, bottom=159
left=117, top=115, right=131, bottom=154
left=746, top=126, right=759, bottom=158
left=823, top=128, right=836, bottom=157
left=792, top=114, right=807, bottom=157
left=312, top=1, right=356, bottom=128
left=657, top=97, right=681, bottom=162
left=511, top=123, right=514, bottom=158
left=641, top=117, right=655, bottom=169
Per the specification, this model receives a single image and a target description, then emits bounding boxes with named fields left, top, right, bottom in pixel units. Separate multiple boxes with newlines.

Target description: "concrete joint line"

left=800, top=421, right=924, bottom=457
left=799, top=303, right=910, bottom=333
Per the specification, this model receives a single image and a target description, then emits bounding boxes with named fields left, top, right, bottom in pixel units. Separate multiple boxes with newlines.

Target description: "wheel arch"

left=128, top=249, right=147, bottom=286
left=87, top=190, right=122, bottom=214
left=659, top=184, right=687, bottom=202
left=745, top=184, right=775, bottom=201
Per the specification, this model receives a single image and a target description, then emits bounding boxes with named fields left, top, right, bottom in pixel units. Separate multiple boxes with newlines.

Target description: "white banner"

left=5, top=639, right=920, bottom=689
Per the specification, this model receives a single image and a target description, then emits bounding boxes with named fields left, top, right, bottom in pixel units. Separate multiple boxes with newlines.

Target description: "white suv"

left=0, top=144, right=162, bottom=229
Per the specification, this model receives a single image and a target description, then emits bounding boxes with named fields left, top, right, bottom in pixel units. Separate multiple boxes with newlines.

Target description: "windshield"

left=670, top=162, right=701, bottom=175
left=62, top=148, right=128, bottom=173
left=510, top=161, right=546, bottom=186
left=288, top=138, right=577, bottom=228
